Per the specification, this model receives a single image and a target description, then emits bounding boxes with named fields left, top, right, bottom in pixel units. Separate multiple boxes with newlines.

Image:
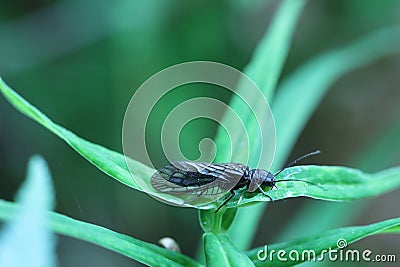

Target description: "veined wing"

left=150, top=161, right=248, bottom=196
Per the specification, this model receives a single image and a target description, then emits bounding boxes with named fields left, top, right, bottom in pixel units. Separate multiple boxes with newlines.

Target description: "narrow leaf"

left=243, top=0, right=307, bottom=101
left=0, top=156, right=56, bottom=267
left=204, top=233, right=254, bottom=267
left=0, top=200, right=202, bottom=267
left=199, top=209, right=238, bottom=233
left=351, top=117, right=400, bottom=172
left=0, top=77, right=154, bottom=192
left=246, top=217, right=400, bottom=266
left=213, top=0, right=308, bottom=250
left=224, top=165, right=400, bottom=208
left=272, top=25, right=400, bottom=170
left=230, top=24, right=400, bottom=250
left=276, top=117, right=400, bottom=246
left=214, top=0, right=306, bottom=165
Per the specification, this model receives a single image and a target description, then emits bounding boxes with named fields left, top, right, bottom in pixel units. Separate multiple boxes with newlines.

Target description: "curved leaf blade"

left=216, top=0, right=307, bottom=250
left=0, top=77, right=154, bottom=192
left=0, top=156, right=56, bottom=267
left=203, top=233, right=254, bottom=267
left=229, top=25, right=400, bottom=249
left=272, top=25, right=400, bottom=171
left=224, top=165, right=400, bottom=208
left=275, top=121, right=400, bottom=247
left=246, top=217, right=400, bottom=266
left=0, top=200, right=201, bottom=267
left=214, top=0, right=306, bottom=165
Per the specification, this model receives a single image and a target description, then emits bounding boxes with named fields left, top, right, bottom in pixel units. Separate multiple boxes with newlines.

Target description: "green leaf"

left=229, top=24, right=400, bottom=251
left=204, top=233, right=254, bottom=267
left=215, top=0, right=307, bottom=250
left=0, top=156, right=56, bottom=267
left=214, top=0, right=306, bottom=164
left=246, top=217, right=400, bottom=266
left=199, top=210, right=215, bottom=233
left=276, top=118, right=400, bottom=249
left=0, top=77, right=155, bottom=192
left=0, top=200, right=202, bottom=267
left=272, top=25, right=400, bottom=171
left=276, top=202, right=364, bottom=244
left=220, top=208, right=238, bottom=233
left=0, top=79, right=197, bottom=207
left=351, top=117, right=400, bottom=172
left=223, top=165, right=400, bottom=207
left=243, top=0, right=307, bottom=102
left=226, top=204, right=266, bottom=250
left=199, top=208, right=238, bottom=234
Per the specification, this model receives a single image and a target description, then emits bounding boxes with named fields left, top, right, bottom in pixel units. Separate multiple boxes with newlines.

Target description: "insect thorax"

left=247, top=169, right=276, bottom=192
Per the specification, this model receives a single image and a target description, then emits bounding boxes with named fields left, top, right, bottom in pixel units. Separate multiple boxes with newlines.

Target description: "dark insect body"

left=151, top=150, right=321, bottom=212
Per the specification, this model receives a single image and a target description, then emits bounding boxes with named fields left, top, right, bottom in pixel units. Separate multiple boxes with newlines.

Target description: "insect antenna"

left=274, top=150, right=321, bottom=177
left=273, top=150, right=326, bottom=191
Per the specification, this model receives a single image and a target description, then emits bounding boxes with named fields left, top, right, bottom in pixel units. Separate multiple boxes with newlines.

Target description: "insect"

left=150, top=150, right=322, bottom=212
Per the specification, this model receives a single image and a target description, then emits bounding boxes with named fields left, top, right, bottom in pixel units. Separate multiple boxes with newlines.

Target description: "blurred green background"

left=1, top=0, right=399, bottom=266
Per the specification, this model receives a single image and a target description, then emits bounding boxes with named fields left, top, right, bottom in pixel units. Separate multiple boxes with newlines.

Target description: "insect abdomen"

left=172, top=173, right=217, bottom=186
left=159, top=164, right=217, bottom=187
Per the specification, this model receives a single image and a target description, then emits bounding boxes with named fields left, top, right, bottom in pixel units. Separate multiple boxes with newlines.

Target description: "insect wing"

left=150, top=161, right=247, bottom=205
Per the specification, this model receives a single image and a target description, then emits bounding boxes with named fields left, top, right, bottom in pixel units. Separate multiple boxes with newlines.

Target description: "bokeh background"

left=1, top=0, right=400, bottom=266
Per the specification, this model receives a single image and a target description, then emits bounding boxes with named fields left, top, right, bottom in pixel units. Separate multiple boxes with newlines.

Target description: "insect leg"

left=215, top=190, right=235, bottom=213
left=257, top=184, right=274, bottom=202
left=237, top=183, right=250, bottom=206
left=237, top=191, right=244, bottom=206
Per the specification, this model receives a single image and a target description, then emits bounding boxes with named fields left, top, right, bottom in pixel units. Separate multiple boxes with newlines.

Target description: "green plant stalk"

left=199, top=208, right=238, bottom=234
left=199, top=209, right=224, bottom=233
